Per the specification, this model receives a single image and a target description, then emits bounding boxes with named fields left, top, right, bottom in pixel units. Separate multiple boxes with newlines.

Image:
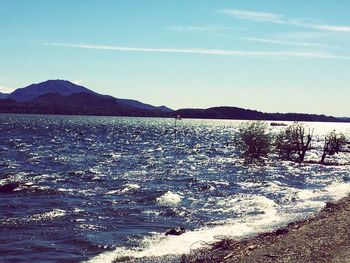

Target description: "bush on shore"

left=234, top=121, right=272, bottom=162
left=275, top=122, right=313, bottom=163
left=320, top=131, right=346, bottom=164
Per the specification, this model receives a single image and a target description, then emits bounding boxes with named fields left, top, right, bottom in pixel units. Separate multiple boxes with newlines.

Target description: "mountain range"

left=0, top=80, right=346, bottom=122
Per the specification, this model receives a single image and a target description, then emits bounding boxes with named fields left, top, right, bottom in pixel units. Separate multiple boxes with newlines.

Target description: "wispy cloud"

left=0, top=86, right=14, bottom=93
left=219, top=9, right=350, bottom=32
left=310, top=24, right=350, bottom=32
left=167, top=25, right=234, bottom=37
left=169, top=25, right=224, bottom=33
left=243, top=37, right=330, bottom=48
left=274, top=31, right=329, bottom=41
left=220, top=9, right=285, bottom=24
left=45, top=43, right=350, bottom=60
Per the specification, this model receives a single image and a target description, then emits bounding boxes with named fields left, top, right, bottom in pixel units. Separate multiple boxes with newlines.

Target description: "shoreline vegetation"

left=182, top=194, right=350, bottom=263
left=235, top=121, right=349, bottom=166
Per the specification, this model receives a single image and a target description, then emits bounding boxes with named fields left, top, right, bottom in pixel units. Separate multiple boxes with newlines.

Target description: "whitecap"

left=30, top=209, right=66, bottom=221
left=325, top=181, right=350, bottom=200
left=106, top=184, right=140, bottom=195
left=121, top=184, right=140, bottom=193
left=212, top=180, right=230, bottom=186
left=86, top=195, right=284, bottom=263
left=156, top=191, right=181, bottom=205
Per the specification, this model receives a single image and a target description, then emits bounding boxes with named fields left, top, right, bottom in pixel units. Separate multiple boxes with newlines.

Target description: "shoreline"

left=182, top=194, right=350, bottom=263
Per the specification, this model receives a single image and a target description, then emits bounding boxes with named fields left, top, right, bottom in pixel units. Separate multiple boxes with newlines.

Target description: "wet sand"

left=184, top=195, right=350, bottom=263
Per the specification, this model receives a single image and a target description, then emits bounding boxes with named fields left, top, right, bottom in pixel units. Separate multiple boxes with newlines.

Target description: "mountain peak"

left=9, top=79, right=95, bottom=102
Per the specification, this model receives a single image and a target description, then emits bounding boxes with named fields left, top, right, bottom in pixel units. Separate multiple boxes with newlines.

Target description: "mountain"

left=117, top=98, right=173, bottom=112
left=9, top=80, right=95, bottom=102
left=157, top=105, right=173, bottom=112
left=0, top=92, right=168, bottom=117
left=0, top=92, right=9, bottom=99
left=7, top=79, right=173, bottom=112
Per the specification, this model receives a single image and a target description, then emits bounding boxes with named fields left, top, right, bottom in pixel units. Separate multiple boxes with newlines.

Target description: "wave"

left=87, top=181, right=350, bottom=262
left=29, top=209, right=66, bottom=221
left=156, top=191, right=182, bottom=205
left=87, top=194, right=282, bottom=262
left=105, top=184, right=140, bottom=195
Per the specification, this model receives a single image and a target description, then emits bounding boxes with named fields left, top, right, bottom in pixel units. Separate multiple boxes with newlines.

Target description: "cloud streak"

left=219, top=9, right=350, bottom=32
left=220, top=9, right=285, bottom=24
left=168, top=25, right=225, bottom=33
left=45, top=43, right=350, bottom=60
left=243, top=37, right=330, bottom=48
left=167, top=25, right=234, bottom=37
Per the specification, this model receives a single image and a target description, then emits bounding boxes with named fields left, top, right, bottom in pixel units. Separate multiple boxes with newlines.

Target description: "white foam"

left=156, top=191, right=182, bottom=205
left=280, top=181, right=350, bottom=216
left=105, top=189, right=119, bottom=195
left=325, top=181, right=350, bottom=200
left=58, top=188, right=74, bottom=193
left=106, top=184, right=140, bottom=195
left=121, top=184, right=140, bottom=193
left=212, top=180, right=230, bottom=186
left=30, top=209, right=66, bottom=221
left=295, top=182, right=350, bottom=203
left=297, top=188, right=322, bottom=200
left=87, top=218, right=283, bottom=263
left=87, top=180, right=350, bottom=263
left=87, top=194, right=282, bottom=263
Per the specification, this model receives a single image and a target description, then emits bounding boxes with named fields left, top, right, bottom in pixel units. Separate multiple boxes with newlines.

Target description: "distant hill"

left=174, top=107, right=267, bottom=120
left=117, top=98, right=173, bottom=112
left=157, top=105, right=173, bottom=112
left=337, top=117, right=350, bottom=122
left=7, top=79, right=172, bottom=112
left=0, top=92, right=8, bottom=99
left=173, top=106, right=339, bottom=122
left=0, top=92, right=167, bottom=117
left=0, top=79, right=348, bottom=122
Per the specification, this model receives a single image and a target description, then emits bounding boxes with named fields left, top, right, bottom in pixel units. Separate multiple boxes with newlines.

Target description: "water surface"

left=0, top=114, right=350, bottom=262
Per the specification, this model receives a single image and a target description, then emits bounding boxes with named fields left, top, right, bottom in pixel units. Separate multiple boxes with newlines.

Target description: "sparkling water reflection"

left=0, top=114, right=350, bottom=262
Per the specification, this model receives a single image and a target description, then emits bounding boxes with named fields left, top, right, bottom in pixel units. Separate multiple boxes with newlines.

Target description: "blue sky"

left=1, top=0, right=350, bottom=116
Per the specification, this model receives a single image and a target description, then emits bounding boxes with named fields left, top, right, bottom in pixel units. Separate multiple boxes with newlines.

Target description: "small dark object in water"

left=0, top=182, right=20, bottom=193
left=165, top=227, right=185, bottom=236
left=270, top=122, right=287, bottom=127
left=199, top=184, right=214, bottom=191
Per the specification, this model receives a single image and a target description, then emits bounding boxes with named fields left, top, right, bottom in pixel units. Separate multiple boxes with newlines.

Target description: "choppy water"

left=1, top=114, right=350, bottom=262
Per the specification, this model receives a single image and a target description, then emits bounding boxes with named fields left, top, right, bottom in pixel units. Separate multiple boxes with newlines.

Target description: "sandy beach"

left=184, top=195, right=350, bottom=263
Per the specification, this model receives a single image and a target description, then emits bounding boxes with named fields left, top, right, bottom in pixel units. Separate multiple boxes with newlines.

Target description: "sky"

left=1, top=0, right=350, bottom=116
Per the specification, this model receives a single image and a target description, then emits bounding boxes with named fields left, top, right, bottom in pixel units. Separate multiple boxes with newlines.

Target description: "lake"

left=1, top=114, right=350, bottom=262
